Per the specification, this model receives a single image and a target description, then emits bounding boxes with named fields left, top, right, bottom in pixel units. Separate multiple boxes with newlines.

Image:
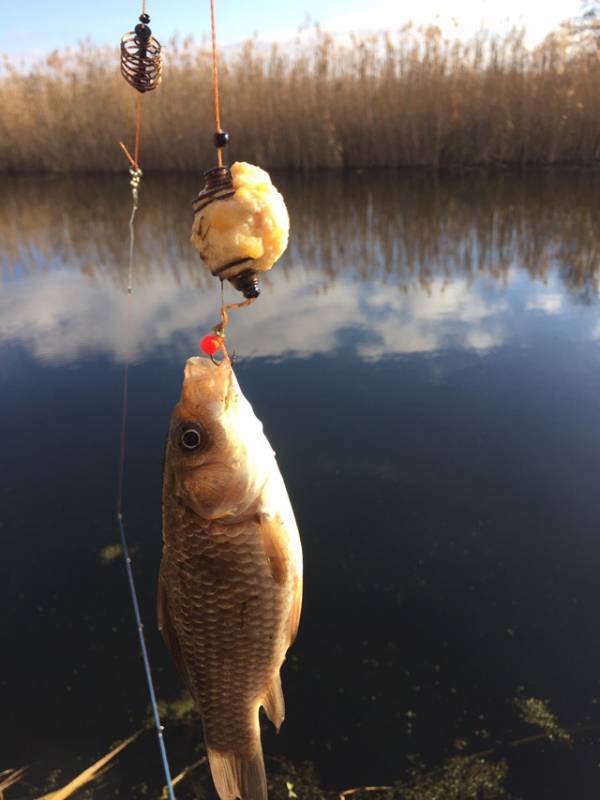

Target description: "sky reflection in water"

left=1, top=170, right=599, bottom=364
left=2, top=170, right=600, bottom=799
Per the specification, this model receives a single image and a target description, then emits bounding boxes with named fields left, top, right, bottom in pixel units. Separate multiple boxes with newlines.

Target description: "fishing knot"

left=129, top=166, right=143, bottom=207
left=129, top=166, right=143, bottom=190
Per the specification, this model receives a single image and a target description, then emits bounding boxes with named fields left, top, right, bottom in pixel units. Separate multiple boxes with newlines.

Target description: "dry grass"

left=2, top=691, right=581, bottom=800
left=0, top=768, right=28, bottom=798
left=35, top=732, right=140, bottom=800
left=1, top=24, right=600, bottom=172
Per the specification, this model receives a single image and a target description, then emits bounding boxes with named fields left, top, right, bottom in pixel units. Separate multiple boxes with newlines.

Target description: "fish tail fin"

left=207, top=741, right=267, bottom=800
left=262, top=671, right=285, bottom=732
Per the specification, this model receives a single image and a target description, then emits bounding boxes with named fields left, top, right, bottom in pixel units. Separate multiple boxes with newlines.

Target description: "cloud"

left=0, top=264, right=515, bottom=365
left=526, top=293, right=563, bottom=315
left=0, top=265, right=359, bottom=363
left=319, top=0, right=579, bottom=45
left=358, top=278, right=507, bottom=359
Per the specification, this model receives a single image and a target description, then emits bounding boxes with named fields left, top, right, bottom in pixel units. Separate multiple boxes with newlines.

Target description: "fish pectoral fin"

left=262, top=671, right=285, bottom=732
left=207, top=744, right=267, bottom=800
left=258, top=514, right=302, bottom=646
left=289, top=574, right=303, bottom=646
left=259, top=513, right=289, bottom=586
left=157, top=566, right=190, bottom=687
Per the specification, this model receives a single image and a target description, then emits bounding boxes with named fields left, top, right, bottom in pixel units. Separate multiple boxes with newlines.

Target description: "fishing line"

left=210, top=0, right=224, bottom=167
left=198, top=0, right=257, bottom=359
left=115, top=6, right=176, bottom=799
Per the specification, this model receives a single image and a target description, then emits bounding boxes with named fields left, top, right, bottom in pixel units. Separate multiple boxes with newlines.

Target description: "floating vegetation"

left=265, top=754, right=509, bottom=800
left=155, top=692, right=197, bottom=727
left=99, top=543, right=123, bottom=564
left=268, top=760, right=328, bottom=800
left=2, top=694, right=584, bottom=800
left=395, top=755, right=508, bottom=800
left=515, top=697, right=573, bottom=745
left=3, top=682, right=586, bottom=800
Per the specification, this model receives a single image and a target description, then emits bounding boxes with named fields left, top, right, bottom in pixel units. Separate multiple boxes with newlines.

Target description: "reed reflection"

left=1, top=170, right=599, bottom=362
left=2, top=170, right=600, bottom=293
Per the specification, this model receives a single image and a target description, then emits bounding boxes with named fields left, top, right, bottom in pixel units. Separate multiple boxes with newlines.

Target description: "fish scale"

left=160, top=356, right=302, bottom=800
left=162, top=517, right=291, bottom=752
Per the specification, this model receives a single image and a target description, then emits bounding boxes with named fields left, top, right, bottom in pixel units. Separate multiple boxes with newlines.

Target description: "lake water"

left=1, top=169, right=600, bottom=799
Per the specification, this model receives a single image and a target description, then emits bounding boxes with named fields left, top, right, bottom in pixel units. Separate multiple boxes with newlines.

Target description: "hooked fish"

left=159, top=356, right=303, bottom=800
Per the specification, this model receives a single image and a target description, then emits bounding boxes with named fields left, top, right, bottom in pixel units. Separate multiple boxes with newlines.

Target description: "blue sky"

left=2, top=0, right=582, bottom=58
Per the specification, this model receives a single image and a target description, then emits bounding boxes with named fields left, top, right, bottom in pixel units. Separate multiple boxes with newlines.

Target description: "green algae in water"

left=396, top=756, right=508, bottom=800
left=99, top=543, right=123, bottom=564
left=515, top=697, right=573, bottom=745
left=154, top=692, right=197, bottom=727
left=266, top=754, right=508, bottom=800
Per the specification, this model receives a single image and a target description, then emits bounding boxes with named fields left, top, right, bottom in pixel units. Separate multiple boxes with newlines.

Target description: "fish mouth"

left=184, top=355, right=219, bottom=381
left=180, top=355, right=235, bottom=415
left=183, top=355, right=231, bottom=388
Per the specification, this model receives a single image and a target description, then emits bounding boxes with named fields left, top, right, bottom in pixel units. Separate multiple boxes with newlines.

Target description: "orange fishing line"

left=210, top=0, right=224, bottom=167
left=134, top=94, right=142, bottom=170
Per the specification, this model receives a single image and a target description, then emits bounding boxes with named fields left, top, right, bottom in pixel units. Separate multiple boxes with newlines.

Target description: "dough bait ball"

left=191, top=162, right=290, bottom=299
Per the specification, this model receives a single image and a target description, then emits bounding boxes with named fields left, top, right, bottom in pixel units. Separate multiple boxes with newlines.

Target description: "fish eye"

left=178, top=423, right=207, bottom=452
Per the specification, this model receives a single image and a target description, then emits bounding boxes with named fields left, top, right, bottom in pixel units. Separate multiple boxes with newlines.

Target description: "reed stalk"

left=1, top=24, right=599, bottom=172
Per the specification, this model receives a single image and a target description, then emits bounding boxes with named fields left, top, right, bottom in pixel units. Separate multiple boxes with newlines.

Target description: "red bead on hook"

left=200, top=334, right=225, bottom=365
left=200, top=334, right=222, bottom=355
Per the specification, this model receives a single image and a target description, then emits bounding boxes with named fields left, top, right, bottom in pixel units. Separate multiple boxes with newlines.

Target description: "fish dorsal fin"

left=262, top=671, right=285, bottom=732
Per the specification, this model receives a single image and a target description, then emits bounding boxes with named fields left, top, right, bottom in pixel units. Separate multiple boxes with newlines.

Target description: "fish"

left=158, top=355, right=303, bottom=800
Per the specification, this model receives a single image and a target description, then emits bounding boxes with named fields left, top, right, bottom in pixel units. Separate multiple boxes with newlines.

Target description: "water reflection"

left=3, top=171, right=600, bottom=799
left=1, top=170, right=599, bottom=364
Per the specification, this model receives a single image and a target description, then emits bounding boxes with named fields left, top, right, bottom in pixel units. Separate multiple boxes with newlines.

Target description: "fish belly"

left=161, top=512, right=295, bottom=756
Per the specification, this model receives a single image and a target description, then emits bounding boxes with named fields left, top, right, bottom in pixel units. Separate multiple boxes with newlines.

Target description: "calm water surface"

left=1, top=170, right=600, bottom=798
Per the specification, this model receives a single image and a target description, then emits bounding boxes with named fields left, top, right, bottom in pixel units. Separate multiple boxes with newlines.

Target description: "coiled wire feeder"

left=121, top=13, right=163, bottom=93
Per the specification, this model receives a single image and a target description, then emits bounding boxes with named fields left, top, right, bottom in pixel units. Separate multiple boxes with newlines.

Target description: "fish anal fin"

left=207, top=743, right=267, bottom=800
left=262, top=671, right=285, bottom=732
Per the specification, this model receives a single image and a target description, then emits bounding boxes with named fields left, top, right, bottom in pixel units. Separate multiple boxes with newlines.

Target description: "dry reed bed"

left=1, top=25, right=600, bottom=172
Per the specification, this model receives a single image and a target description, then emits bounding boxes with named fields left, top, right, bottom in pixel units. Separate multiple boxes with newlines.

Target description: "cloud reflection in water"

left=1, top=171, right=599, bottom=364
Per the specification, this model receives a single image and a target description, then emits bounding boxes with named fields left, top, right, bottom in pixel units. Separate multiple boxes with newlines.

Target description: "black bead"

left=139, top=12, right=150, bottom=23
left=242, top=282, right=260, bottom=299
left=214, top=131, right=229, bottom=148
left=230, top=269, right=260, bottom=298
left=135, top=23, right=152, bottom=41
